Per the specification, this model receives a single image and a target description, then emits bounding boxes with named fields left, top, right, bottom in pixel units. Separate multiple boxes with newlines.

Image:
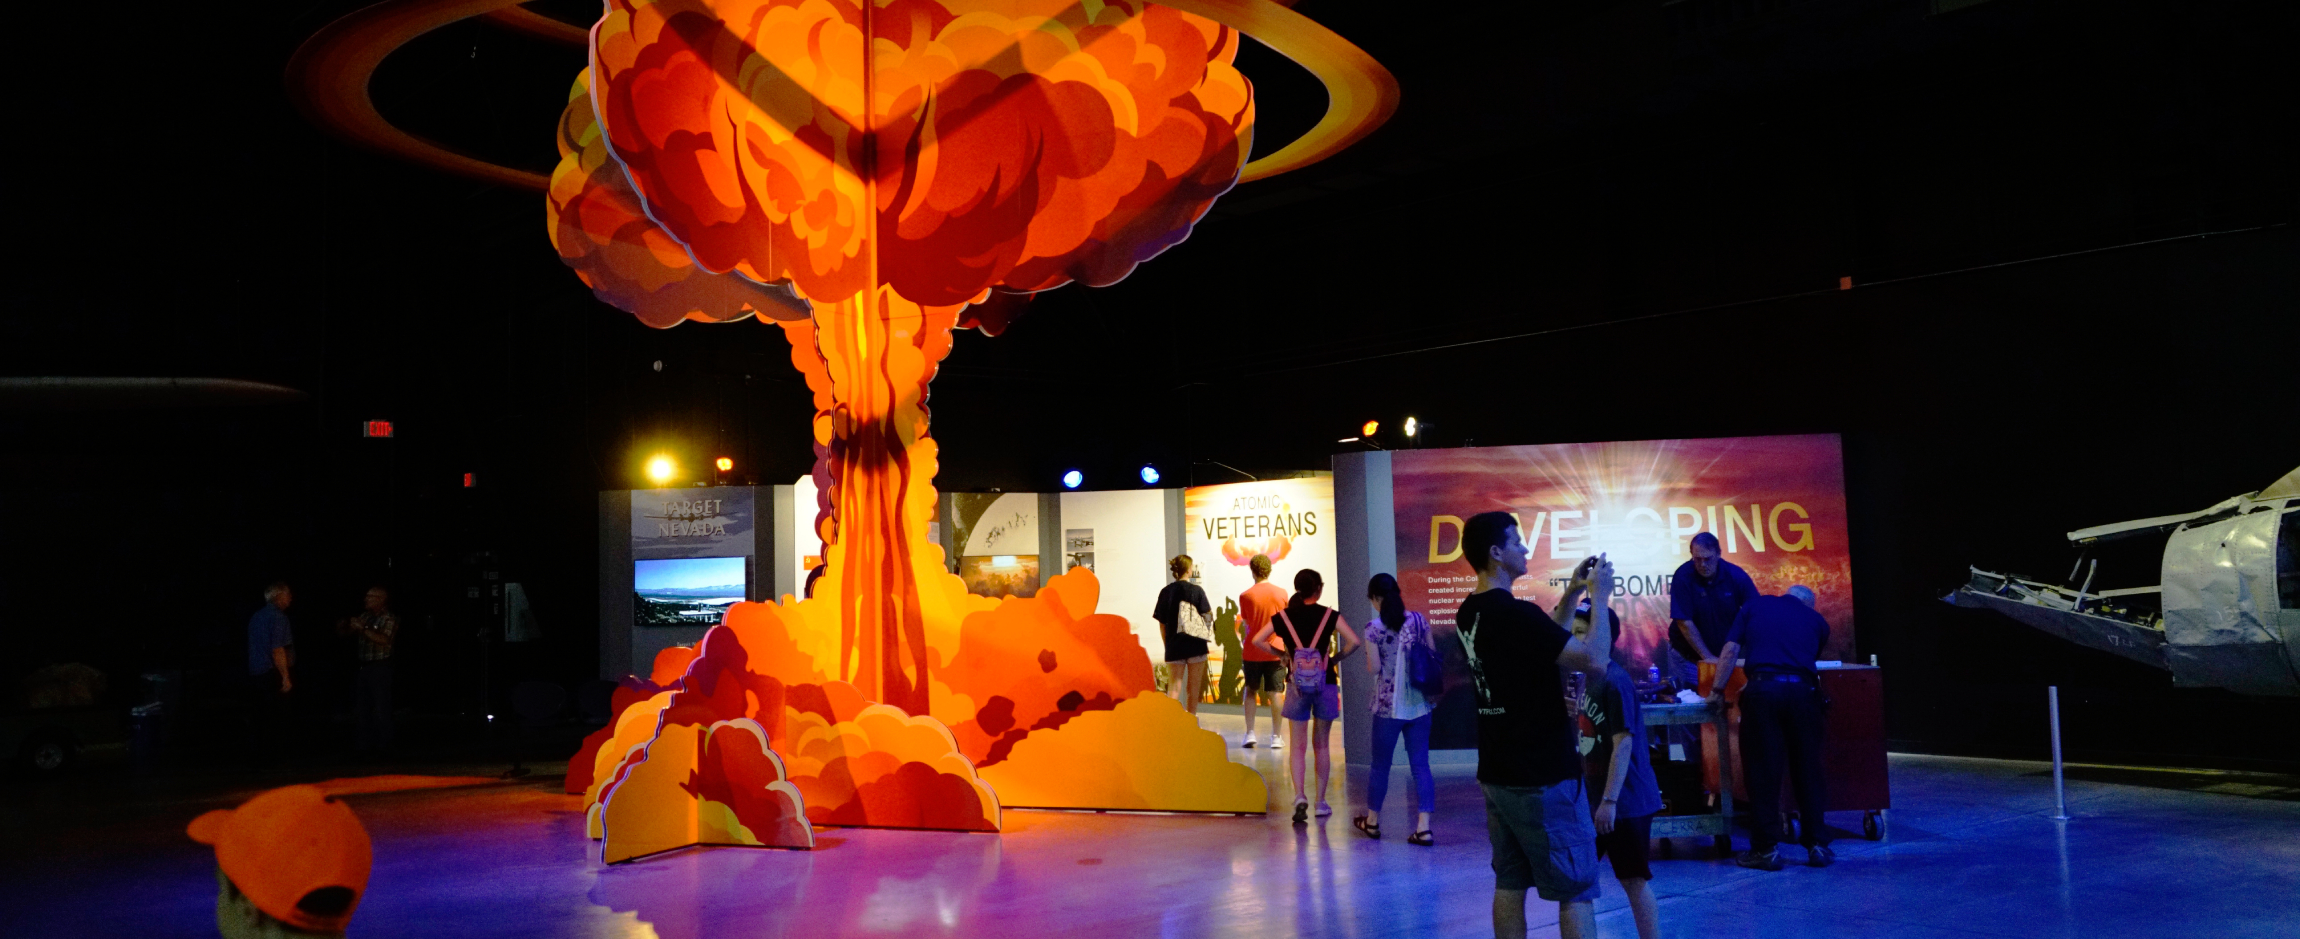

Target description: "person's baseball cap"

left=187, top=785, right=371, bottom=933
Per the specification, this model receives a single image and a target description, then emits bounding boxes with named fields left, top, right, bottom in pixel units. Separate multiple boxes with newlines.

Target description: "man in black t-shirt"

left=1456, top=511, right=1615, bottom=939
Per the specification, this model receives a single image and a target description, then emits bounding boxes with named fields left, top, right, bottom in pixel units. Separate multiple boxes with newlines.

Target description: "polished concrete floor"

left=7, top=714, right=2296, bottom=938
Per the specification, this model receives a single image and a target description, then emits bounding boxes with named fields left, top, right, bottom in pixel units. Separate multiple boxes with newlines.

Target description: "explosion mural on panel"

left=291, top=0, right=1392, bottom=860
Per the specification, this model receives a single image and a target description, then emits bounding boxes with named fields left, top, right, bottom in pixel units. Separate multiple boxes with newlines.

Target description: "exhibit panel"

left=951, top=492, right=1045, bottom=598
left=1376, top=435, right=1857, bottom=749
left=599, top=486, right=769, bottom=682
left=1185, top=477, right=1337, bottom=702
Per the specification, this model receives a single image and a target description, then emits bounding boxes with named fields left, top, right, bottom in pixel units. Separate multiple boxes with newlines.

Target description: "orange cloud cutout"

left=548, top=69, right=811, bottom=328
left=978, top=692, right=1266, bottom=813
left=780, top=698, right=1001, bottom=831
left=568, top=646, right=698, bottom=795
left=599, top=718, right=814, bottom=862
left=938, top=567, right=1155, bottom=765
left=589, top=0, right=1253, bottom=307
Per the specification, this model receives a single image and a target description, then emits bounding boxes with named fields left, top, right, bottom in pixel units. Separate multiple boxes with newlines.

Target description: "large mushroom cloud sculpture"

left=550, top=0, right=1380, bottom=719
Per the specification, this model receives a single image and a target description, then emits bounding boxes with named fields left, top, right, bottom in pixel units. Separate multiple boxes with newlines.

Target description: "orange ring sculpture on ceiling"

left=285, top=0, right=1396, bottom=190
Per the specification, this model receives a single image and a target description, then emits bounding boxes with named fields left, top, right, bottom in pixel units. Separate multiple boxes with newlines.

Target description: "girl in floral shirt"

left=1356, top=573, right=1437, bottom=845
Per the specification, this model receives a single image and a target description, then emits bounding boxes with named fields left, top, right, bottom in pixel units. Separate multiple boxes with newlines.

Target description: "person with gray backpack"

left=1251, top=568, right=1361, bottom=824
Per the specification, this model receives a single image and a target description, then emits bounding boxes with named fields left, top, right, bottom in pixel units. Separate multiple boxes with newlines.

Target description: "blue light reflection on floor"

left=6, top=745, right=2295, bottom=938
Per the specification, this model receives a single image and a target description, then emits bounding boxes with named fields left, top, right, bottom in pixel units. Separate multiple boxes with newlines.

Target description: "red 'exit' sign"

left=363, top=420, right=394, bottom=438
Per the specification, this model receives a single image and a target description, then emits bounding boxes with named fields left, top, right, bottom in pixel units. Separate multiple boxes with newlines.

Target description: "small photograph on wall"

left=1065, top=529, right=1095, bottom=572
left=635, top=556, right=747, bottom=626
left=959, top=554, right=1040, bottom=598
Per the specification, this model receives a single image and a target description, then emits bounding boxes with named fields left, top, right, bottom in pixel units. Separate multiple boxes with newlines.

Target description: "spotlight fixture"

left=646, top=455, right=677, bottom=485
left=1139, top=465, right=1161, bottom=485
left=1404, top=416, right=1419, bottom=438
left=1361, top=420, right=1379, bottom=437
left=715, top=456, right=734, bottom=472
left=1061, top=469, right=1084, bottom=490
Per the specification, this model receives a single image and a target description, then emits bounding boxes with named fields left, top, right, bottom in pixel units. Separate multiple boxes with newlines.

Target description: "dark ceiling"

left=1, top=0, right=2292, bottom=755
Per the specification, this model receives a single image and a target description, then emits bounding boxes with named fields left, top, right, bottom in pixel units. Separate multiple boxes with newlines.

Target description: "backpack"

left=1405, top=616, right=1445, bottom=698
left=1277, top=608, right=1334, bottom=695
left=1174, top=593, right=1215, bottom=642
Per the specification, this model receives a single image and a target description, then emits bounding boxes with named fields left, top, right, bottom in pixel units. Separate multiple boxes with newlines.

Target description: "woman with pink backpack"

left=1251, top=568, right=1362, bottom=824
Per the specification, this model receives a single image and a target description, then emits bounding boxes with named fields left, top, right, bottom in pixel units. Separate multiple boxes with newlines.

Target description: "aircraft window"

left=2278, top=508, right=2298, bottom=611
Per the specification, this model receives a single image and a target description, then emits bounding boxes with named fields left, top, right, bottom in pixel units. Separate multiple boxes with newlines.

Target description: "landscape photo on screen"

left=634, top=556, right=747, bottom=626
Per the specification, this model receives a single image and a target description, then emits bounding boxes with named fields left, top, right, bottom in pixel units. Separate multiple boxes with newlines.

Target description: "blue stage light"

left=1139, top=465, right=1160, bottom=485
left=1062, top=469, right=1083, bottom=489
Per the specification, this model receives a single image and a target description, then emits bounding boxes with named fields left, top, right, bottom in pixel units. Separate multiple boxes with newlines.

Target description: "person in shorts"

left=1456, top=511, right=1615, bottom=939
left=1235, top=553, right=1290, bottom=748
left=1153, top=555, right=1214, bottom=713
left=1574, top=602, right=1665, bottom=939
left=1252, top=568, right=1360, bottom=823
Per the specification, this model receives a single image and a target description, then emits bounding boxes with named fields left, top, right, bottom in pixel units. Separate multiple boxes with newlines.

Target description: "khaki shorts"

left=1482, top=780, right=1601, bottom=902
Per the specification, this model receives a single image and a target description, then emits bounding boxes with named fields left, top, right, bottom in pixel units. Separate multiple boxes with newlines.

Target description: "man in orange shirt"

left=1236, top=554, right=1291, bottom=749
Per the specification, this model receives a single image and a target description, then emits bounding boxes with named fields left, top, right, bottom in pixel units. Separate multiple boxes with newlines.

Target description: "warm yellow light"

left=715, top=456, right=734, bottom=472
left=646, top=455, right=677, bottom=484
left=1362, top=420, right=1380, bottom=437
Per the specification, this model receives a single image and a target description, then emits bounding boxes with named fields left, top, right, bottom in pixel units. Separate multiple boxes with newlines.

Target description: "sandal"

left=1408, top=830, right=1435, bottom=847
left=1353, top=815, right=1381, bottom=839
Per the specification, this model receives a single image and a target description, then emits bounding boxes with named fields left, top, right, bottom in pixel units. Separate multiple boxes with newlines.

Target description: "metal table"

left=1643, top=700, right=1735, bottom=851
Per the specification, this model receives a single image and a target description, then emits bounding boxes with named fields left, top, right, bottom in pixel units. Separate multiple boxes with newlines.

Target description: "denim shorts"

left=1281, top=683, right=1339, bottom=721
left=1482, top=779, right=1601, bottom=902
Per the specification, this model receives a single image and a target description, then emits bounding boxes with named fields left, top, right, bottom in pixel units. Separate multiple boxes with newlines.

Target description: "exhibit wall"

left=1185, top=477, right=1337, bottom=700
left=1057, top=489, right=1173, bottom=661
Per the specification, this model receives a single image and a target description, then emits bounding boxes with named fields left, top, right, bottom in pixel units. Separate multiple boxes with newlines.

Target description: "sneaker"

left=1268, top=735, right=1283, bottom=749
left=1315, top=802, right=1332, bottom=818
left=1806, top=844, right=1835, bottom=868
left=1292, top=802, right=1309, bottom=824
left=1241, top=737, right=1256, bottom=748
left=1734, top=849, right=1784, bottom=872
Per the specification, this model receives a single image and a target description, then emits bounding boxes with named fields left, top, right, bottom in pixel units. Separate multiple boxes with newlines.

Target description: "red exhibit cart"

left=1702, top=663, right=1891, bottom=844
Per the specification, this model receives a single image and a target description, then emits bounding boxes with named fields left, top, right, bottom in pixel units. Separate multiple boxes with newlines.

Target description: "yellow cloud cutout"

left=598, top=718, right=813, bottom=863
left=585, top=691, right=672, bottom=838
left=978, top=692, right=1267, bottom=813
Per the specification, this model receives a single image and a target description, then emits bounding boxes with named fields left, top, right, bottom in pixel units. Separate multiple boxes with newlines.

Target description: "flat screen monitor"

left=635, top=556, right=748, bottom=626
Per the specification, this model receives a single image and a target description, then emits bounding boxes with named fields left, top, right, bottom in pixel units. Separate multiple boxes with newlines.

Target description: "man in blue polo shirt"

left=1664, top=533, right=1756, bottom=777
left=1716, top=584, right=1834, bottom=871
left=1667, top=532, right=1757, bottom=685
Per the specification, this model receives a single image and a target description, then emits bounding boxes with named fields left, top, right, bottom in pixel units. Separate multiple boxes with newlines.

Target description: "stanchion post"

left=2049, top=685, right=2070, bottom=821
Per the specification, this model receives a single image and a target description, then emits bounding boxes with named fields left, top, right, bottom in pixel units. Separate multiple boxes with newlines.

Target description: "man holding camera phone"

left=1456, top=511, right=1616, bottom=939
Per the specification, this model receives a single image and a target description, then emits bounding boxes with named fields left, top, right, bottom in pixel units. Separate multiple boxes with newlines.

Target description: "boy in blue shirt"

left=1574, top=603, right=1664, bottom=939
